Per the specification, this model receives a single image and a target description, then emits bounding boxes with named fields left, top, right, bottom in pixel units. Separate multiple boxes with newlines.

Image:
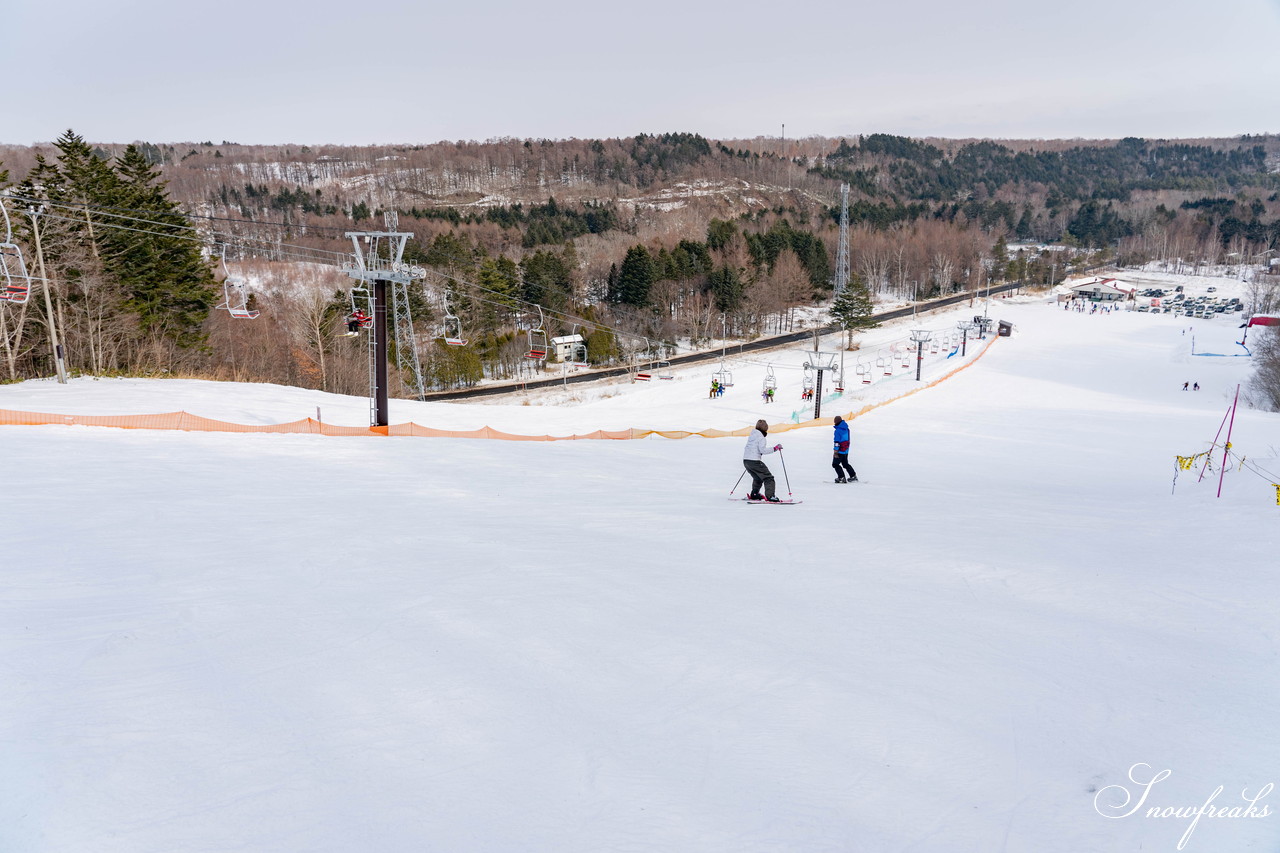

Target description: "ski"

left=731, top=497, right=803, bottom=504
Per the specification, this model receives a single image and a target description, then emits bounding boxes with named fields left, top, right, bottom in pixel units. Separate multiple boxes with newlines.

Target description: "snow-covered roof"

left=551, top=334, right=584, bottom=345
left=1069, top=278, right=1130, bottom=295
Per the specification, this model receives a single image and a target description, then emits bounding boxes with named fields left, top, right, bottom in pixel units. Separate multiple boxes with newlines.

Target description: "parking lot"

left=1133, top=287, right=1243, bottom=319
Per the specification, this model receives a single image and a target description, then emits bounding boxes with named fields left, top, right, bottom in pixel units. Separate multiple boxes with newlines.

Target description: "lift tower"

left=833, top=183, right=851, bottom=295
left=344, top=213, right=425, bottom=428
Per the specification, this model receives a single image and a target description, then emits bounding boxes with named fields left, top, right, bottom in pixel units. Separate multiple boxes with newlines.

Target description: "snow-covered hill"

left=2, top=283, right=1277, bottom=852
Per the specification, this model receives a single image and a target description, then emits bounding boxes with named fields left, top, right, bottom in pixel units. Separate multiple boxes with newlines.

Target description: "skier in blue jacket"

left=832, top=415, right=858, bottom=483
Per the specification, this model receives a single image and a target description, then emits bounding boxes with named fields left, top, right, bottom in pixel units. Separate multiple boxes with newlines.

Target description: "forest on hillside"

left=2, top=130, right=1280, bottom=401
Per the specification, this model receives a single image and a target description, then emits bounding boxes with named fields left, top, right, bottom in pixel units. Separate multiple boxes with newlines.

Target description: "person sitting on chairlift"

left=345, top=309, right=371, bottom=336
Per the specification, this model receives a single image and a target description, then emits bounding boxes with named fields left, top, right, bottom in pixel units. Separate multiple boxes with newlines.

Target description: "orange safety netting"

left=0, top=337, right=998, bottom=441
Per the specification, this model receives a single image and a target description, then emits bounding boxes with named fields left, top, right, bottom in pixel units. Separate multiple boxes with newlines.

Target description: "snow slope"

left=2, top=286, right=1278, bottom=853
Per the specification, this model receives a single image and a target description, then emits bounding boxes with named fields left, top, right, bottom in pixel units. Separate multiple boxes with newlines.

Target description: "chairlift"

left=713, top=362, right=734, bottom=388
left=442, top=297, right=467, bottom=346
left=802, top=363, right=816, bottom=392
left=763, top=365, right=778, bottom=392
left=876, top=349, right=892, bottom=376
left=214, top=245, right=260, bottom=319
left=856, top=361, right=872, bottom=384
left=524, top=306, right=549, bottom=360
left=0, top=202, right=32, bottom=305
left=343, top=286, right=373, bottom=336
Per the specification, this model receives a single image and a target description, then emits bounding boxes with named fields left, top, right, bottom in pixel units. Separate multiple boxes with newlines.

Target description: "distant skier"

left=709, top=380, right=719, bottom=399
left=1193, top=382, right=1199, bottom=391
left=1182, top=381, right=1189, bottom=390
left=743, top=418, right=782, bottom=502
left=832, top=415, right=858, bottom=483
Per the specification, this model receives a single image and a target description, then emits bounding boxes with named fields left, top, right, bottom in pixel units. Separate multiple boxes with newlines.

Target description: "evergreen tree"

left=612, top=245, right=657, bottom=307
left=584, top=327, right=619, bottom=364
left=477, top=256, right=520, bottom=312
left=708, top=264, right=743, bottom=313
left=1015, top=206, right=1034, bottom=241
left=111, top=145, right=217, bottom=347
left=706, top=218, right=735, bottom=251
left=830, top=278, right=878, bottom=349
left=990, top=235, right=1010, bottom=282
left=520, top=249, right=573, bottom=311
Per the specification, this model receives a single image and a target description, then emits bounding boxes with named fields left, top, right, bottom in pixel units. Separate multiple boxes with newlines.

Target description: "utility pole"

left=27, top=207, right=68, bottom=384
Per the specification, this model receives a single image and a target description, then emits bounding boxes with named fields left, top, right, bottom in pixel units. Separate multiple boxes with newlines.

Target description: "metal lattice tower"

left=344, top=212, right=428, bottom=425
left=389, top=278, right=426, bottom=400
left=833, top=183, right=851, bottom=295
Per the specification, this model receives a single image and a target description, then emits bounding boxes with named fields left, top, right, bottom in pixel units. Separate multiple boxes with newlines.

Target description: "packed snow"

left=2, top=275, right=1278, bottom=853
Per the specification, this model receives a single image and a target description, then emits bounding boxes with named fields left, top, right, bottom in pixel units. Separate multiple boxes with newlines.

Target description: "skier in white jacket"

left=742, top=418, right=782, bottom=502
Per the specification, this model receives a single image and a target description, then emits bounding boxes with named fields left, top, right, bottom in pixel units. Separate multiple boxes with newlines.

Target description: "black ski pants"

left=832, top=451, right=856, bottom=480
left=743, top=459, right=776, bottom=498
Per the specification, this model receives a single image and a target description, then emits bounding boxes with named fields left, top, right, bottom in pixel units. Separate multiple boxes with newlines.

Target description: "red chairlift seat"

left=0, top=243, right=31, bottom=305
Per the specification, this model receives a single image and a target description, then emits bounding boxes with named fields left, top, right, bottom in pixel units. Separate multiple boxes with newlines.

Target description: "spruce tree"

left=520, top=249, right=573, bottom=312
left=830, top=278, right=878, bottom=349
left=708, top=265, right=743, bottom=313
left=613, top=245, right=657, bottom=307
left=111, top=144, right=216, bottom=348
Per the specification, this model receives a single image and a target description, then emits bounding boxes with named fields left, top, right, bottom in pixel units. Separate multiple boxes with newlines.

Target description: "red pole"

left=1217, top=386, right=1240, bottom=498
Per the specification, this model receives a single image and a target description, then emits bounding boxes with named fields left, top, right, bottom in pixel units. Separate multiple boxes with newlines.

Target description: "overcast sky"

left=5, top=0, right=1280, bottom=146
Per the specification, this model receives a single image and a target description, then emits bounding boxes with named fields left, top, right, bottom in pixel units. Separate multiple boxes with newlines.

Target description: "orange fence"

left=0, top=337, right=999, bottom=441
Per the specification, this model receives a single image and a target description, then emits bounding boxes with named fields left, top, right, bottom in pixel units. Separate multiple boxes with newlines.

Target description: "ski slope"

left=2, top=282, right=1278, bottom=852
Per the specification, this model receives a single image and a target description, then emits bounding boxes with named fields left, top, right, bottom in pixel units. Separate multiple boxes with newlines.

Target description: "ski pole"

left=729, top=469, right=746, bottom=496
left=778, top=449, right=792, bottom=498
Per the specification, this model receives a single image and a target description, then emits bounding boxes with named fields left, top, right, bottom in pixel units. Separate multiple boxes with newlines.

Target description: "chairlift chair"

left=763, top=365, right=778, bottom=392
left=856, top=361, right=872, bottom=384
left=0, top=203, right=32, bottom=305
left=524, top=306, right=549, bottom=360
left=442, top=302, right=467, bottom=346
left=215, top=246, right=260, bottom=319
left=0, top=242, right=31, bottom=305
left=343, top=286, right=373, bottom=335
left=713, top=364, right=734, bottom=387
